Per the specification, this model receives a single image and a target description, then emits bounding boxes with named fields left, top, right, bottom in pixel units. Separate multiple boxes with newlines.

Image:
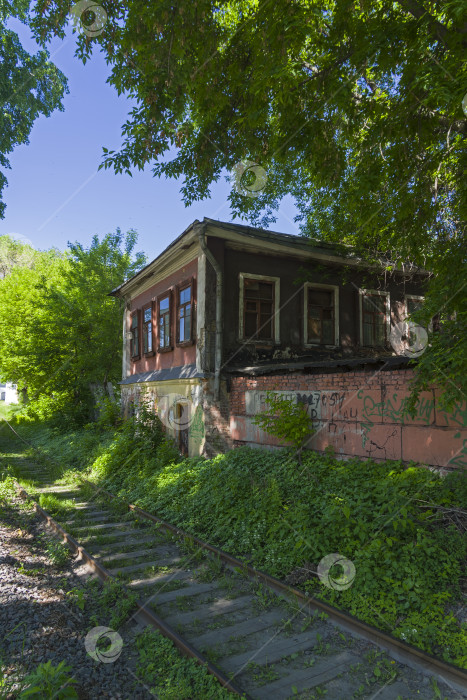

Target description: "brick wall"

left=229, top=368, right=466, bottom=470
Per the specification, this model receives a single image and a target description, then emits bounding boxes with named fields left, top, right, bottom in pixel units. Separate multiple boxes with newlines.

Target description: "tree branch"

left=398, top=0, right=466, bottom=48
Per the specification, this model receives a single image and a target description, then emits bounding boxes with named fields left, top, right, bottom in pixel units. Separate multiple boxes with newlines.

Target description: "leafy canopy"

left=31, top=0, right=466, bottom=403
left=0, top=230, right=146, bottom=424
left=0, top=234, right=36, bottom=277
left=0, top=0, right=68, bottom=217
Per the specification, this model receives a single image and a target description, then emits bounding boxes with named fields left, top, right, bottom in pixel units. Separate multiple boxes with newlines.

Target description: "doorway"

left=175, top=402, right=189, bottom=456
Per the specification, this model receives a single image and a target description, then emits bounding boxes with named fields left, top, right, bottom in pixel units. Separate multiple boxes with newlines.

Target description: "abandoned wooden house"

left=109, top=218, right=465, bottom=470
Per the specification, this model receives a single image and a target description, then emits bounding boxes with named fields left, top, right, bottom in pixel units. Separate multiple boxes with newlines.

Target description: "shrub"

left=19, top=661, right=78, bottom=699
left=252, top=392, right=314, bottom=463
left=45, top=540, right=70, bottom=568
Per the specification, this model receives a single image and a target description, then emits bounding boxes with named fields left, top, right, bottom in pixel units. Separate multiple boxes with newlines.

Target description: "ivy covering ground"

left=4, top=414, right=467, bottom=669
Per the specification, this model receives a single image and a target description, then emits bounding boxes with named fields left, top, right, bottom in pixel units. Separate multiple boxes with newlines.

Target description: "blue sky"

left=0, top=19, right=299, bottom=261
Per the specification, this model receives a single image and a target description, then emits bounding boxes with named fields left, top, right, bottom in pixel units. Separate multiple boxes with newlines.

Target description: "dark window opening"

left=130, top=312, right=140, bottom=358
left=362, top=293, right=387, bottom=346
left=244, top=278, right=274, bottom=340
left=307, top=288, right=334, bottom=344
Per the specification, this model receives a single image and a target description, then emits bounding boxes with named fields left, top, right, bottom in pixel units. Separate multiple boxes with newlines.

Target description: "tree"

left=0, top=230, right=146, bottom=424
left=253, top=392, right=314, bottom=465
left=0, top=1, right=68, bottom=217
left=0, top=235, right=37, bottom=277
left=32, top=0, right=466, bottom=403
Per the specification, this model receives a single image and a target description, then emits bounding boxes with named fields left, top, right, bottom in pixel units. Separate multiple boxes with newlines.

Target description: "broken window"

left=143, top=305, right=153, bottom=354
left=307, top=288, right=335, bottom=344
left=158, top=295, right=171, bottom=349
left=244, top=278, right=274, bottom=340
left=362, top=292, right=388, bottom=346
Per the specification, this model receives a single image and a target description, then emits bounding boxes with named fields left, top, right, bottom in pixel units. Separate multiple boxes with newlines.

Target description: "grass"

left=135, top=627, right=234, bottom=699
left=2, top=413, right=466, bottom=669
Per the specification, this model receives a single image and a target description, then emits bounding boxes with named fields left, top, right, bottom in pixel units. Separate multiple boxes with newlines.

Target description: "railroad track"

left=1, top=422, right=467, bottom=700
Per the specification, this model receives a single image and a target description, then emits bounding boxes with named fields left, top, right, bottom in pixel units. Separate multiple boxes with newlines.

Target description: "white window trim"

left=359, top=289, right=390, bottom=346
left=239, top=273, right=280, bottom=343
left=303, top=282, right=339, bottom=348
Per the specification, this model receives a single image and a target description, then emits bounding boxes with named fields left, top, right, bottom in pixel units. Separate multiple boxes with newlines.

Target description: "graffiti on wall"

left=244, top=388, right=467, bottom=468
left=189, top=404, right=205, bottom=446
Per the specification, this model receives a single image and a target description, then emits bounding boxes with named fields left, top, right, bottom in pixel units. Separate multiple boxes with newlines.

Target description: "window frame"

left=157, top=290, right=173, bottom=353
left=238, top=273, right=280, bottom=343
left=404, top=294, right=424, bottom=319
left=176, top=278, right=195, bottom=346
left=359, top=289, right=390, bottom=346
left=142, top=302, right=155, bottom=356
left=130, top=309, right=141, bottom=361
left=404, top=294, right=432, bottom=333
left=303, top=283, right=339, bottom=347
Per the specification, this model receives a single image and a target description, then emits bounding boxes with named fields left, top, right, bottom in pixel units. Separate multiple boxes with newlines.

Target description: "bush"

left=19, top=661, right=78, bottom=699
left=252, top=392, right=314, bottom=463
left=45, top=540, right=70, bottom=568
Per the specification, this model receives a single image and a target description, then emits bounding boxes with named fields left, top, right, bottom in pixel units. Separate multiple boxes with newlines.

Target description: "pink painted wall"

left=129, top=258, right=198, bottom=375
left=229, top=369, right=467, bottom=470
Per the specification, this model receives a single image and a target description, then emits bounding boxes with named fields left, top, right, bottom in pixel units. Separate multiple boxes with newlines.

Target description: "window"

left=130, top=311, right=140, bottom=359
left=304, top=284, right=339, bottom=345
left=405, top=295, right=424, bottom=319
left=0, top=392, right=5, bottom=401
left=239, top=274, right=280, bottom=342
left=360, top=290, right=390, bottom=346
left=177, top=284, right=192, bottom=344
left=404, top=294, right=432, bottom=335
left=143, top=305, right=153, bottom=354
left=158, top=294, right=172, bottom=350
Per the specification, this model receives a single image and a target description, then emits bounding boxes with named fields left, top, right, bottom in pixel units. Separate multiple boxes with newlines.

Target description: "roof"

left=110, top=217, right=429, bottom=298
left=110, top=219, right=199, bottom=298
left=202, top=217, right=355, bottom=257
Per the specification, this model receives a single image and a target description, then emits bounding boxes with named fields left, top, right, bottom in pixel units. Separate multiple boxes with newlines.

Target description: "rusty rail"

left=15, top=484, right=246, bottom=697
left=84, top=479, right=467, bottom=693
